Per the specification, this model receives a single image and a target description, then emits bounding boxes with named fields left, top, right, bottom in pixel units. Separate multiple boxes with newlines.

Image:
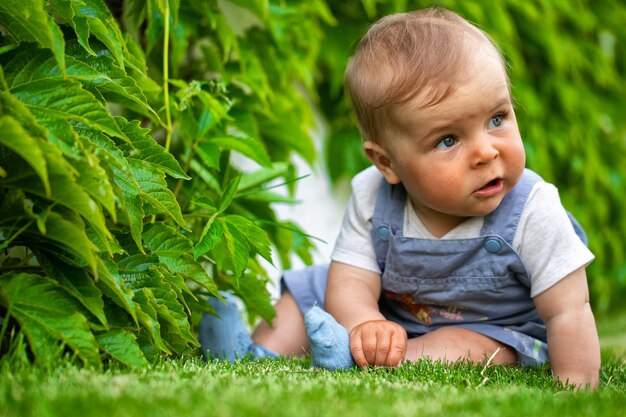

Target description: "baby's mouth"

left=474, top=178, right=504, bottom=197
left=481, top=178, right=502, bottom=190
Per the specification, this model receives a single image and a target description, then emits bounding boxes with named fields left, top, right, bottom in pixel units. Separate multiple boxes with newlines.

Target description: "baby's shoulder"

left=524, top=180, right=560, bottom=211
left=351, top=165, right=383, bottom=189
left=349, top=166, right=384, bottom=220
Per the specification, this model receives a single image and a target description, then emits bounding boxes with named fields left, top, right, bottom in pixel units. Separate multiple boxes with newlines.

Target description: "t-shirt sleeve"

left=514, top=182, right=595, bottom=297
left=330, top=167, right=382, bottom=274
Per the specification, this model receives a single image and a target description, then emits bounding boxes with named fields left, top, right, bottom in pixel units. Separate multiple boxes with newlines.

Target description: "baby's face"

left=376, top=46, right=525, bottom=235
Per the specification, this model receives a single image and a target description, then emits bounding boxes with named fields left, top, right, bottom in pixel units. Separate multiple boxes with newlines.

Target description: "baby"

left=200, top=7, right=600, bottom=389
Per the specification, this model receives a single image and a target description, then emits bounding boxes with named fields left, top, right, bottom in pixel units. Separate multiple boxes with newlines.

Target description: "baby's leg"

left=200, top=290, right=311, bottom=361
left=199, top=292, right=277, bottom=362
left=405, top=326, right=517, bottom=365
left=252, top=291, right=310, bottom=356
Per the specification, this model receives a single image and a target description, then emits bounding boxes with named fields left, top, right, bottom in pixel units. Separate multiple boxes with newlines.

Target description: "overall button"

left=377, top=226, right=390, bottom=241
left=484, top=238, right=501, bottom=253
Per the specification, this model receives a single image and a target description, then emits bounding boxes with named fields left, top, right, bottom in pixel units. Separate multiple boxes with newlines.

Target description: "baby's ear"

left=363, top=141, right=401, bottom=185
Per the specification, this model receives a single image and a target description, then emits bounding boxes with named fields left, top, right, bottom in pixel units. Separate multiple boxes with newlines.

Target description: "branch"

left=163, top=4, right=173, bottom=152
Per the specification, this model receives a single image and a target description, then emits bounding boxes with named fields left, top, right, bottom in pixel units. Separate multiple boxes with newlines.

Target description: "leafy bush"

left=317, top=0, right=626, bottom=312
left=0, top=0, right=331, bottom=367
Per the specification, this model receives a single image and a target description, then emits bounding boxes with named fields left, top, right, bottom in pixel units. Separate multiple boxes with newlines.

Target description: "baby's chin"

left=452, top=198, right=505, bottom=218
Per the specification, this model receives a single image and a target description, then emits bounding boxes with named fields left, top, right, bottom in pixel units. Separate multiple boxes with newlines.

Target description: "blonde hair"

left=345, top=8, right=508, bottom=144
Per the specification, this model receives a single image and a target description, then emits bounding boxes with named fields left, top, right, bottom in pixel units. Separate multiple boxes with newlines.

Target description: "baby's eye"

left=488, top=114, right=504, bottom=129
left=435, top=136, right=457, bottom=149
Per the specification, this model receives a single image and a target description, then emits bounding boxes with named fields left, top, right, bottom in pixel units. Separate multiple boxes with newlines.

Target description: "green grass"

left=1, top=314, right=625, bottom=417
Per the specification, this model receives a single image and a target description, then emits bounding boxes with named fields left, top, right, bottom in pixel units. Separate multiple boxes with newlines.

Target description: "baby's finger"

left=359, top=330, right=379, bottom=365
left=373, top=332, right=392, bottom=366
left=349, top=331, right=369, bottom=367
left=386, top=329, right=407, bottom=366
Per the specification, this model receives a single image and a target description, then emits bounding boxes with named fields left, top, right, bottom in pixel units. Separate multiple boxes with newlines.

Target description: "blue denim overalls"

left=282, top=169, right=587, bottom=365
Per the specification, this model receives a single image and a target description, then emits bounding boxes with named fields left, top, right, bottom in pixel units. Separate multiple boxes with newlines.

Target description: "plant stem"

left=0, top=221, right=34, bottom=251
left=0, top=300, right=13, bottom=350
left=174, top=141, right=198, bottom=200
left=163, top=4, right=173, bottom=152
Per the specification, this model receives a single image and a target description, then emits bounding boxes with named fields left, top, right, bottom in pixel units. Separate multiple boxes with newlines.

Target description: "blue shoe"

left=305, top=306, right=355, bottom=370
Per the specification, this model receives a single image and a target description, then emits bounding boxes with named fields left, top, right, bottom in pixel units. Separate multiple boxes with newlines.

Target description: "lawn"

left=1, top=313, right=625, bottom=417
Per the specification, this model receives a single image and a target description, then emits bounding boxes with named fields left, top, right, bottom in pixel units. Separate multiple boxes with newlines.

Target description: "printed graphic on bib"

left=383, top=291, right=465, bottom=325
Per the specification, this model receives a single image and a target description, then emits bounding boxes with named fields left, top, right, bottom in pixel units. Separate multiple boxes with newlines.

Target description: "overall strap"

left=371, top=179, right=406, bottom=272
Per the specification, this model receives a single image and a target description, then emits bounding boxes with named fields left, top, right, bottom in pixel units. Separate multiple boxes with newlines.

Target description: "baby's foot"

left=199, top=292, right=276, bottom=362
left=304, top=306, right=355, bottom=370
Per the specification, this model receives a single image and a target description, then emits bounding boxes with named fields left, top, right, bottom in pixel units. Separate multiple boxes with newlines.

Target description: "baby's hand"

left=349, top=320, right=407, bottom=367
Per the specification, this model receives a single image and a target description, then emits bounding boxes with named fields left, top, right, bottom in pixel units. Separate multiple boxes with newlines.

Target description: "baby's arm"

left=533, top=266, right=600, bottom=389
left=325, top=261, right=407, bottom=367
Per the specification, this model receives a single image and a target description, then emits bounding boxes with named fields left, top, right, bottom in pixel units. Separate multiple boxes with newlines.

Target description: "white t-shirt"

left=331, top=166, right=594, bottom=297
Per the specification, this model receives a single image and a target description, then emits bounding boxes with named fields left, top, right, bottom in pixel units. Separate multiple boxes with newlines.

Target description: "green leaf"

left=72, top=156, right=117, bottom=221
left=143, top=268, right=197, bottom=350
left=38, top=255, right=108, bottom=327
left=49, top=0, right=127, bottom=69
left=8, top=42, right=157, bottom=121
left=0, top=90, right=48, bottom=139
left=46, top=0, right=91, bottom=53
left=68, top=45, right=157, bottom=120
left=211, top=218, right=249, bottom=278
left=160, top=267, right=195, bottom=311
left=73, top=123, right=130, bottom=173
left=0, top=115, right=50, bottom=196
left=130, top=160, right=188, bottom=230
left=72, top=123, right=145, bottom=249
left=0, top=190, right=34, bottom=250
left=218, top=173, right=242, bottom=213
left=29, top=210, right=99, bottom=276
left=197, top=90, right=232, bottom=135
left=96, top=257, right=138, bottom=324
left=131, top=287, right=170, bottom=354
left=0, top=0, right=66, bottom=73
left=195, top=142, right=221, bottom=170
left=96, top=329, right=148, bottom=368
left=225, top=215, right=272, bottom=264
left=0, top=273, right=101, bottom=368
left=226, top=0, right=269, bottom=20
left=237, top=162, right=289, bottom=192
left=205, top=135, right=271, bottom=167
left=121, top=265, right=197, bottom=353
left=175, top=81, right=232, bottom=137
left=221, top=270, right=275, bottom=324
left=10, top=78, right=126, bottom=141
left=117, top=116, right=189, bottom=180
left=260, top=115, right=315, bottom=165
left=238, top=190, right=296, bottom=204
left=111, top=164, right=145, bottom=251
left=194, top=214, right=224, bottom=260
left=1, top=141, right=112, bottom=255
left=142, top=223, right=219, bottom=296
left=117, top=253, right=160, bottom=272
left=361, top=0, right=377, bottom=19
left=212, top=11, right=239, bottom=62
left=188, top=158, right=221, bottom=192
left=0, top=44, right=50, bottom=86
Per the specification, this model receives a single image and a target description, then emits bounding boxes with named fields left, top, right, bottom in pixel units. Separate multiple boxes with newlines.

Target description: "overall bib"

left=282, top=169, right=587, bottom=365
